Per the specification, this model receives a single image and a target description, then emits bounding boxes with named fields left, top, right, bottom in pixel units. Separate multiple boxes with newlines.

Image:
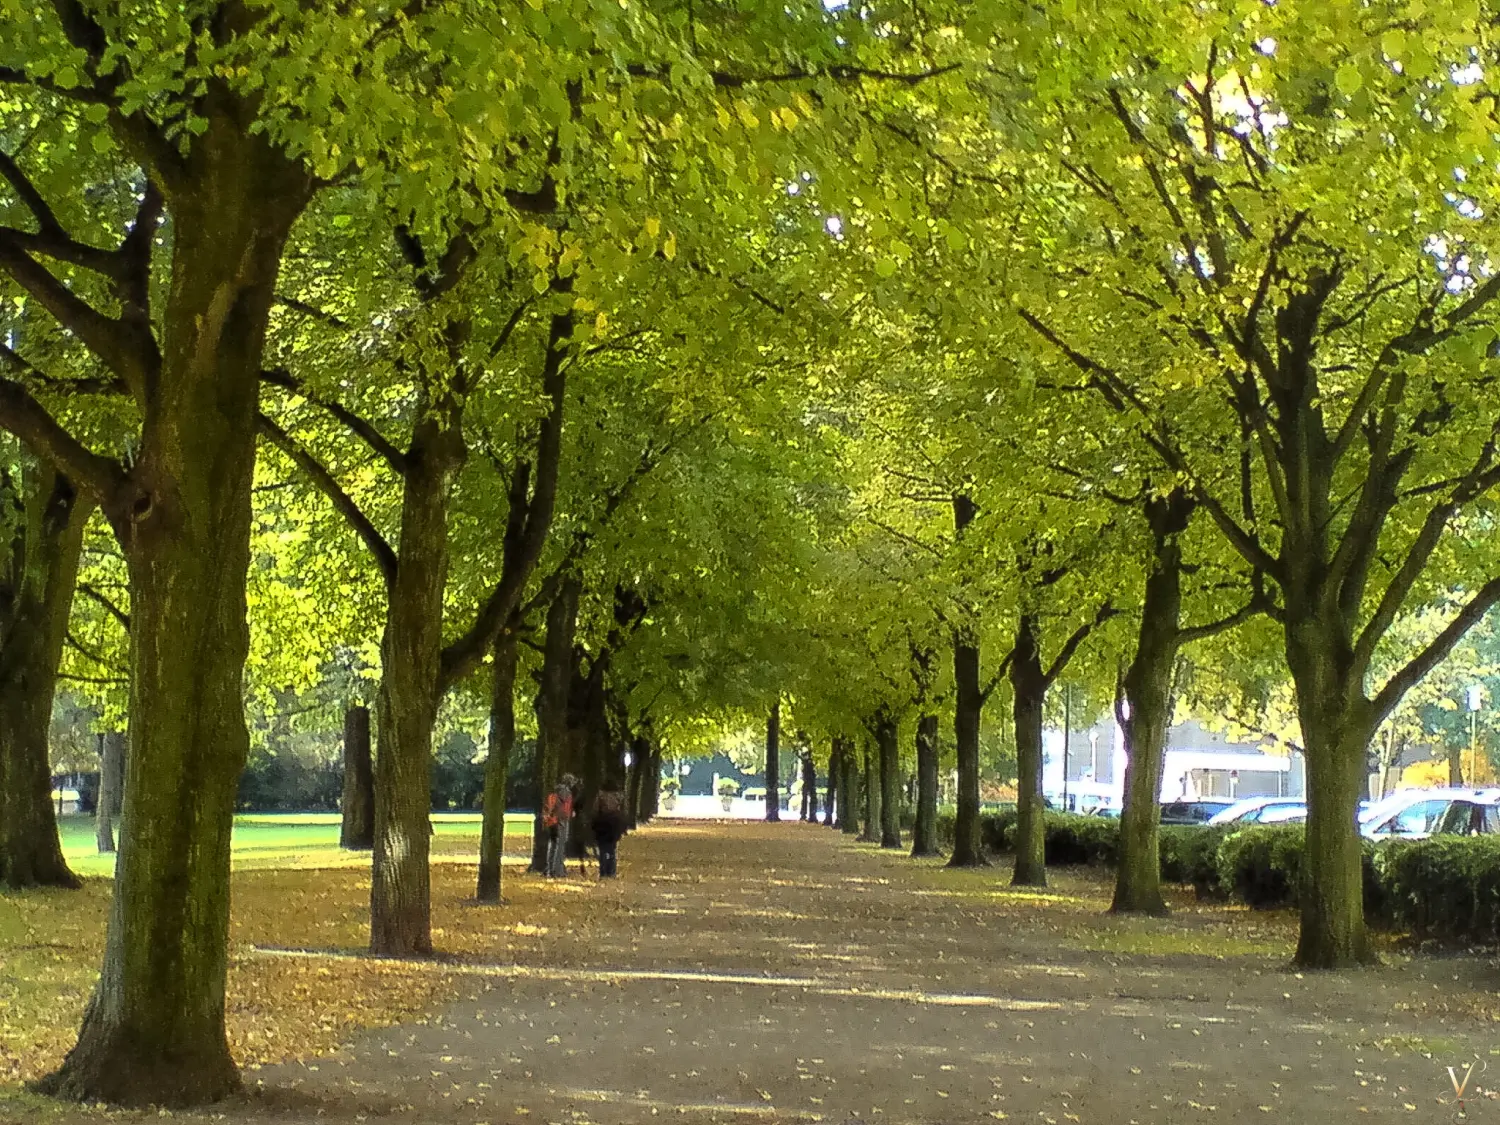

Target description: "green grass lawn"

left=57, top=811, right=536, bottom=877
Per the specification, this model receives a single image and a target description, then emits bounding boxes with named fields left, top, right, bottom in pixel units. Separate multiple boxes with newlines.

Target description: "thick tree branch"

left=258, top=413, right=398, bottom=587
left=1371, top=577, right=1500, bottom=723
left=1043, top=600, right=1118, bottom=686
left=0, top=377, right=126, bottom=501
left=438, top=310, right=573, bottom=691
left=77, top=582, right=130, bottom=631
left=261, top=367, right=409, bottom=475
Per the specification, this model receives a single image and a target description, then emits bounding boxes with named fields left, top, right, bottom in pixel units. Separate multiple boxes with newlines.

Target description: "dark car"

left=1159, top=799, right=1236, bottom=825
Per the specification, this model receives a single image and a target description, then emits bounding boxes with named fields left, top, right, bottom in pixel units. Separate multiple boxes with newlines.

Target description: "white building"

left=1043, top=717, right=1303, bottom=811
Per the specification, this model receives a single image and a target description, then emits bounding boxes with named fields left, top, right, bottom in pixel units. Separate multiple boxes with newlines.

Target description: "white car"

left=1359, top=788, right=1500, bottom=839
left=1206, top=797, right=1307, bottom=826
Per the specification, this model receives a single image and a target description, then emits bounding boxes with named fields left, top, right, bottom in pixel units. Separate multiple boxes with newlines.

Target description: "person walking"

left=591, top=778, right=628, bottom=878
left=543, top=774, right=577, bottom=878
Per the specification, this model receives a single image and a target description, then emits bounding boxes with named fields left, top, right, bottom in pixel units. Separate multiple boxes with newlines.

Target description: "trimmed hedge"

left=1159, top=825, right=1231, bottom=899
left=1000, top=812, right=1121, bottom=865
left=1217, top=825, right=1304, bottom=907
left=1377, top=835, right=1500, bottom=943
left=929, top=808, right=1500, bottom=946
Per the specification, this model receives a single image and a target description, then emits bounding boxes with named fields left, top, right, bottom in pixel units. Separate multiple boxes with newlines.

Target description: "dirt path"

left=19, top=821, right=1500, bottom=1123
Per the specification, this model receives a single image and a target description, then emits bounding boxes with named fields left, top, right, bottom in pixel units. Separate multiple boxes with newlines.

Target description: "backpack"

left=543, top=786, right=573, bottom=829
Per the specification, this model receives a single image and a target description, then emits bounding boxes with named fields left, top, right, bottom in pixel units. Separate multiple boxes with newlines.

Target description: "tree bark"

left=1010, top=615, right=1048, bottom=887
left=949, top=629, right=987, bottom=867
left=1289, top=627, right=1375, bottom=968
left=96, top=731, right=125, bottom=855
left=765, top=700, right=781, bottom=822
left=1448, top=743, right=1464, bottom=786
left=824, top=740, right=839, bottom=827
left=801, top=753, right=818, bottom=822
left=642, top=736, right=662, bottom=822
left=0, top=464, right=88, bottom=888
left=370, top=410, right=463, bottom=958
left=876, top=712, right=901, bottom=848
left=531, top=577, right=580, bottom=870
left=339, top=705, right=374, bottom=850
left=912, top=714, right=941, bottom=857
left=476, top=630, right=518, bottom=903
left=839, top=739, right=859, bottom=835
left=38, top=133, right=312, bottom=1106
left=1112, top=493, right=1192, bottom=916
left=626, top=732, right=648, bottom=829
left=860, top=738, right=881, bottom=843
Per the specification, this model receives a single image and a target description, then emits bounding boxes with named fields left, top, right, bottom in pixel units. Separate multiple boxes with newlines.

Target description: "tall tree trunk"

left=476, top=630, right=518, bottom=903
left=1448, top=743, right=1464, bottom=786
left=860, top=738, right=881, bottom=843
left=531, top=577, right=580, bottom=871
left=1112, top=493, right=1192, bottom=916
left=949, top=493, right=987, bottom=868
left=626, top=732, right=648, bottom=829
left=642, top=736, right=662, bottom=822
left=39, top=144, right=312, bottom=1106
left=370, top=412, right=463, bottom=958
left=802, top=753, right=818, bottom=822
left=1288, top=627, right=1374, bottom=968
left=569, top=654, right=610, bottom=856
left=912, top=714, right=940, bottom=857
left=839, top=740, right=860, bottom=835
left=877, top=712, right=901, bottom=848
left=949, top=629, right=986, bottom=867
left=96, top=731, right=125, bottom=855
left=824, top=740, right=839, bottom=828
left=0, top=464, right=88, bottom=888
left=339, top=705, right=374, bottom=850
left=764, top=700, right=781, bottom=822
left=1011, top=615, right=1048, bottom=888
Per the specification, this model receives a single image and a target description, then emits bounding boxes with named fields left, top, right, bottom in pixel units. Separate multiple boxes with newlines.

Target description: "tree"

left=0, top=456, right=88, bottom=888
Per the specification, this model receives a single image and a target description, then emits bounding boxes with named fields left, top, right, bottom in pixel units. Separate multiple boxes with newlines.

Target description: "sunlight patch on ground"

left=251, top=947, right=1076, bottom=1012
left=1075, top=922, right=1286, bottom=959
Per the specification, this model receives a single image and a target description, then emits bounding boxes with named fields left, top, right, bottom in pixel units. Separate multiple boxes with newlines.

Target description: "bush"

left=1376, top=835, right=1500, bottom=943
left=1159, top=825, right=1232, bottom=899
left=981, top=807, right=1017, bottom=852
left=1001, top=812, right=1121, bottom=866
left=1217, top=825, right=1305, bottom=908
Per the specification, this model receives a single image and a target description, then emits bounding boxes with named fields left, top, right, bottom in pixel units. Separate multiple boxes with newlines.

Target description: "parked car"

left=1207, top=797, right=1307, bottom=826
left=1159, top=799, right=1236, bottom=825
left=1087, top=805, right=1121, bottom=818
left=1360, top=788, right=1500, bottom=839
left=1258, top=805, right=1308, bottom=824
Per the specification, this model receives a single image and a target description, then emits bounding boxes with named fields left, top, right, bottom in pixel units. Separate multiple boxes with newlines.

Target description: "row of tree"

left=6, top=0, right=1500, bottom=1110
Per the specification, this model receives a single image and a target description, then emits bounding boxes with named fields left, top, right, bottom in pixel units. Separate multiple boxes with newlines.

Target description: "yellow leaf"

left=663, top=232, right=677, bottom=261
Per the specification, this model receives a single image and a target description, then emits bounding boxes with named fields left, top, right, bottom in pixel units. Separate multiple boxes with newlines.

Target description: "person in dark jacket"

left=591, top=777, right=628, bottom=878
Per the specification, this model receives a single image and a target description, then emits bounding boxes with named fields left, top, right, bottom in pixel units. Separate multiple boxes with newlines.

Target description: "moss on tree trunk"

left=38, top=140, right=310, bottom=1104
left=1112, top=493, right=1193, bottom=916
left=370, top=413, right=463, bottom=958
